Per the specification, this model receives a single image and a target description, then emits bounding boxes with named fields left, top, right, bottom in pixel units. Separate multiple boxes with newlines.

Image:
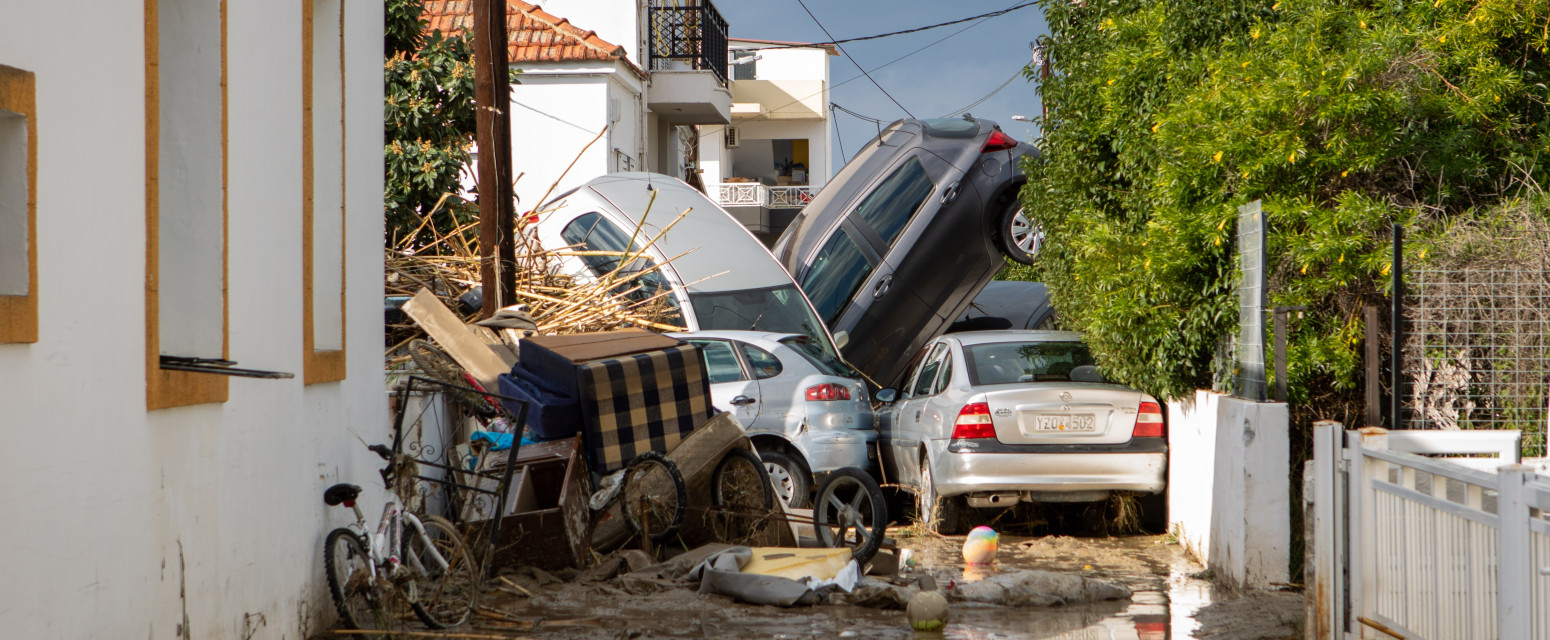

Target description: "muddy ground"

left=448, top=527, right=1304, bottom=640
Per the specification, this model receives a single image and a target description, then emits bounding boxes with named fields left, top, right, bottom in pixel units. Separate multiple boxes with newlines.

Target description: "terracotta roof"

left=420, top=1, right=637, bottom=71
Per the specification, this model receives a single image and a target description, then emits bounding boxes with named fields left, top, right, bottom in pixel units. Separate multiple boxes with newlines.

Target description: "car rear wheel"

left=997, top=204, right=1041, bottom=266
left=758, top=449, right=811, bottom=509
left=918, top=459, right=965, bottom=535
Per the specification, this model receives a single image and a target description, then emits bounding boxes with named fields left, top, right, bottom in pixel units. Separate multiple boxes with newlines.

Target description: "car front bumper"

left=932, top=450, right=1167, bottom=497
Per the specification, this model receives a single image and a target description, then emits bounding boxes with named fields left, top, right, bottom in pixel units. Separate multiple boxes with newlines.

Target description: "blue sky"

left=715, top=0, right=1051, bottom=164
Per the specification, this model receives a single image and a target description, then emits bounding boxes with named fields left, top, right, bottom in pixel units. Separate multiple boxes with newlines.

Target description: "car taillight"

left=805, top=383, right=851, bottom=401
left=951, top=402, right=996, bottom=439
left=1134, top=401, right=1166, bottom=438
left=981, top=129, right=1018, bottom=153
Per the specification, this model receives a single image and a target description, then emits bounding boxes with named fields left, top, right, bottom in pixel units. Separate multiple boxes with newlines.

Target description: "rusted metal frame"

left=1391, top=224, right=1404, bottom=429
left=1365, top=305, right=1381, bottom=427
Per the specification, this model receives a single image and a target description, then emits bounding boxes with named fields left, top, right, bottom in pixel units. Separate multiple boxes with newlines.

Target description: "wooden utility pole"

left=474, top=0, right=516, bottom=317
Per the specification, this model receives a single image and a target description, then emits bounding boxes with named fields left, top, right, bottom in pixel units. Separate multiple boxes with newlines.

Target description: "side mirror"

left=1070, top=365, right=1107, bottom=383
left=875, top=388, right=898, bottom=403
left=832, top=330, right=849, bottom=350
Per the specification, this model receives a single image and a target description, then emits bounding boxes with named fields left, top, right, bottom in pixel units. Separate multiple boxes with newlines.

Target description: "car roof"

left=557, top=173, right=794, bottom=293
left=668, top=329, right=803, bottom=346
left=944, top=329, right=1085, bottom=347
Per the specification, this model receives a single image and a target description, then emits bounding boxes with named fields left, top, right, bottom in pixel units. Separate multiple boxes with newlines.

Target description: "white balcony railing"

left=713, top=183, right=817, bottom=209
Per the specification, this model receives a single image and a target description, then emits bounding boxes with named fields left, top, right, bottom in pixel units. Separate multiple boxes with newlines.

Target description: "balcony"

left=714, top=182, right=817, bottom=240
left=647, top=2, right=732, bottom=125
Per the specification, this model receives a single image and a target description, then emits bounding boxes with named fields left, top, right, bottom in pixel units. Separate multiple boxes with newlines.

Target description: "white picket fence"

left=1310, top=423, right=1550, bottom=639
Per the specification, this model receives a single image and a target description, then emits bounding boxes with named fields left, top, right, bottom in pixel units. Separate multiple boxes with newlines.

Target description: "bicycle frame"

left=338, top=495, right=451, bottom=590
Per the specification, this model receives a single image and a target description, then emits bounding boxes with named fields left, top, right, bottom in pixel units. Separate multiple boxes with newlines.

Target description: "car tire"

left=997, top=203, right=1040, bottom=266
left=758, top=449, right=811, bottom=509
left=918, top=459, right=965, bottom=535
left=1139, top=489, right=1168, bottom=534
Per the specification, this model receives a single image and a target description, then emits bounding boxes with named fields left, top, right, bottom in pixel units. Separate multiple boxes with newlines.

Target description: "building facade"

left=0, top=1, right=387, bottom=637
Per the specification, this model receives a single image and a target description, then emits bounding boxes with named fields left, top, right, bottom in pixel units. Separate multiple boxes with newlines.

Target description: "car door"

left=830, top=152, right=951, bottom=389
left=888, top=341, right=948, bottom=488
left=684, top=338, right=761, bottom=427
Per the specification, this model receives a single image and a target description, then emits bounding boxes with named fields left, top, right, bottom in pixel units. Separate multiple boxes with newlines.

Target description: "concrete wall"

left=1168, top=390, right=1290, bottom=588
left=508, top=62, right=629, bottom=214
left=0, top=1, right=386, bottom=637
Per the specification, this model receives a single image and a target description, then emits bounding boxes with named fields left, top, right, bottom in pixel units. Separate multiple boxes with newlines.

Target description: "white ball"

left=906, top=590, right=950, bottom=631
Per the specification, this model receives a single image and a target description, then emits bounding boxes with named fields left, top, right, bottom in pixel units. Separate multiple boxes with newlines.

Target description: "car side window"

left=690, top=340, right=747, bottom=385
left=931, top=352, right=954, bottom=395
left=560, top=212, right=628, bottom=275
left=801, top=228, right=875, bottom=325
left=740, top=343, right=782, bottom=380
left=911, top=343, right=947, bottom=397
left=852, top=156, right=934, bottom=248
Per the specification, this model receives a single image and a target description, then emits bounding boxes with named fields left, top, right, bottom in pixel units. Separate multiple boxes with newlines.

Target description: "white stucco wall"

left=0, top=2, right=386, bottom=638
left=509, top=62, right=642, bottom=214
left=535, top=0, right=644, bottom=67
left=1167, top=390, right=1290, bottom=588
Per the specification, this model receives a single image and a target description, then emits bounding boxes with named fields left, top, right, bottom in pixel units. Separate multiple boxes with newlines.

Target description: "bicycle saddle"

left=323, top=483, right=363, bottom=506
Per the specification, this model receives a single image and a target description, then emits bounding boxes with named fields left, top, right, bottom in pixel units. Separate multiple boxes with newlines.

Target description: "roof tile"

left=419, top=0, right=630, bottom=66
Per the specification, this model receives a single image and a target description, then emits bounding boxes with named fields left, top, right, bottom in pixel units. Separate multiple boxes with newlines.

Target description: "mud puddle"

left=422, top=529, right=1300, bottom=639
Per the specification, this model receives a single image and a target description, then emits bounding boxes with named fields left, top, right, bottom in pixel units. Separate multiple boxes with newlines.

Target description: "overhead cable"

left=793, top=0, right=915, bottom=118
left=743, top=2, right=1039, bottom=50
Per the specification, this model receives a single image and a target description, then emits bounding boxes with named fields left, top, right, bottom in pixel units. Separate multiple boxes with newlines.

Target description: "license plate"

left=1031, top=414, right=1095, bottom=432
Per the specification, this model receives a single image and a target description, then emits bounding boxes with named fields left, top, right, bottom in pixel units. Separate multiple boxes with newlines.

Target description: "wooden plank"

left=401, top=287, right=509, bottom=391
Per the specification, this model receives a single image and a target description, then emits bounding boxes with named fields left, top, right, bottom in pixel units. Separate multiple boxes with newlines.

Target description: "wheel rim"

left=918, top=463, right=935, bottom=526
left=816, top=476, right=877, bottom=552
left=407, top=519, right=478, bottom=627
left=1007, top=208, right=1043, bottom=255
left=765, top=461, right=795, bottom=505
left=329, top=534, right=380, bottom=630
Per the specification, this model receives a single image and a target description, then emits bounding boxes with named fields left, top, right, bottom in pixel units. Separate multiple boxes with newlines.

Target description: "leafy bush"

left=1017, top=0, right=1550, bottom=409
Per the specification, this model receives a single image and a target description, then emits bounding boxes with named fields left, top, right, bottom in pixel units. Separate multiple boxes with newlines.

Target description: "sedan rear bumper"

left=932, top=450, right=1167, bottom=497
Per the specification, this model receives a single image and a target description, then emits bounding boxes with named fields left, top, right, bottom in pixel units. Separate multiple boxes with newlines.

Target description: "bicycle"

left=322, top=443, right=481, bottom=634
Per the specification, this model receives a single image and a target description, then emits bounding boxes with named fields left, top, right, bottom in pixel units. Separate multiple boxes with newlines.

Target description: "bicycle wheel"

left=711, top=448, right=777, bottom=545
left=403, top=515, right=480, bottom=629
left=813, top=467, right=887, bottom=564
left=621, top=451, right=687, bottom=545
left=407, top=339, right=499, bottom=417
left=324, top=528, right=387, bottom=633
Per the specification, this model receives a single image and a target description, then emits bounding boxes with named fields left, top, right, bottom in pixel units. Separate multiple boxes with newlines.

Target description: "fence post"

left=1349, top=427, right=1387, bottom=638
left=1496, top=465, right=1531, bottom=638
left=1312, top=421, right=1343, bottom=640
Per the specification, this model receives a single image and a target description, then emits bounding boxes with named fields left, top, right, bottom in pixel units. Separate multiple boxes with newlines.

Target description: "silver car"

left=670, top=330, right=875, bottom=508
left=876, top=330, right=1167, bottom=533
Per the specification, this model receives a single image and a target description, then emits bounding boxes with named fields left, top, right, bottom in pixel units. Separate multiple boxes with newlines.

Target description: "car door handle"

left=941, top=181, right=961, bottom=205
left=730, top=395, right=756, bottom=406
left=873, top=275, right=893, bottom=299
left=915, top=410, right=922, bottom=421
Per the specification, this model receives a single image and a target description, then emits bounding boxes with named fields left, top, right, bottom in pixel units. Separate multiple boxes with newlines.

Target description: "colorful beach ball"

left=961, top=526, right=999, bottom=564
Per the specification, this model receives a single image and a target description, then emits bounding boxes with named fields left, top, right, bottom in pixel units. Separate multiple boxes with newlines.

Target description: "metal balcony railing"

left=714, top=183, right=818, bottom=209
left=648, top=2, right=729, bottom=85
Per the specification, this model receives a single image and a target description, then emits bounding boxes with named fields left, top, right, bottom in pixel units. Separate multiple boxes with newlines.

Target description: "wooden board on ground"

left=401, top=287, right=510, bottom=391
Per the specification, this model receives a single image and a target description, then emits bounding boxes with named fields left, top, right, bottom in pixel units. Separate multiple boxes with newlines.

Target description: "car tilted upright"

left=772, top=116, right=1041, bottom=390
left=875, top=330, right=1168, bottom=534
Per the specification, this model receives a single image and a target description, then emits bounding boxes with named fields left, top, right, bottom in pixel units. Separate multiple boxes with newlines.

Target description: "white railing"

left=713, top=183, right=818, bottom=208
left=1311, top=424, right=1549, bottom=639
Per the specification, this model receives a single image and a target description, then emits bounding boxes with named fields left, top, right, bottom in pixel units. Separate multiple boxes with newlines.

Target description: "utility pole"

left=474, top=0, right=516, bottom=317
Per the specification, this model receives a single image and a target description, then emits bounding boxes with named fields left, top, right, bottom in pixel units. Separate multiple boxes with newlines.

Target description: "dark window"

left=910, top=343, right=948, bottom=397
left=689, top=340, right=747, bottom=384
left=561, top=212, right=682, bottom=322
left=964, top=341, right=1096, bottom=386
left=740, top=343, right=782, bottom=379
left=688, top=284, right=836, bottom=356
left=800, top=230, right=873, bottom=325
left=852, top=156, right=933, bottom=247
left=779, top=336, right=854, bottom=378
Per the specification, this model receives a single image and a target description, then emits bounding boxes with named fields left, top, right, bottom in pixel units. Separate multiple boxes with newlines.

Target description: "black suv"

left=773, top=117, right=1039, bottom=389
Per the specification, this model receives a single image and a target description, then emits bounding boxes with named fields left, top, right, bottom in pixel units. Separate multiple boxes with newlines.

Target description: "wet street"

left=458, top=528, right=1304, bottom=640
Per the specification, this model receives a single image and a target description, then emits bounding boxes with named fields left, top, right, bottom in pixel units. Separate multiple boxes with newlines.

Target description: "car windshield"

left=561, top=212, right=683, bottom=325
left=800, top=230, right=873, bottom=325
left=779, top=336, right=855, bottom=378
left=689, top=284, right=838, bottom=356
left=964, top=341, right=1096, bottom=385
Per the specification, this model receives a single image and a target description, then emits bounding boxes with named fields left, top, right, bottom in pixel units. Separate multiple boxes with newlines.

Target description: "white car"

left=877, top=330, right=1168, bottom=533
left=531, top=173, right=841, bottom=356
left=670, top=330, right=875, bottom=508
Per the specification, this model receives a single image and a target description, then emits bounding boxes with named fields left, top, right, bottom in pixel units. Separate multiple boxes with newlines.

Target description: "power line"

left=793, top=0, right=915, bottom=118
left=936, top=66, right=1025, bottom=118
left=743, top=2, right=1039, bottom=50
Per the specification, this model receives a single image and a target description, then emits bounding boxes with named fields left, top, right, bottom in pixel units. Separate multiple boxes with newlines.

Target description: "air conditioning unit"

left=724, top=127, right=740, bottom=148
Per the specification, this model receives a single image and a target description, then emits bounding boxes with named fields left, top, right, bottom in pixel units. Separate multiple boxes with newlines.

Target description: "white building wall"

left=1167, top=390, right=1291, bottom=588
left=508, top=64, right=620, bottom=214
left=0, top=2, right=386, bottom=638
left=533, top=0, right=644, bottom=66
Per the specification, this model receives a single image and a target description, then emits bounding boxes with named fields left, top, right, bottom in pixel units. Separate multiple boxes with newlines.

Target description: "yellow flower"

left=1272, top=1, right=1280, bottom=8
left=1242, top=171, right=1250, bottom=178
left=1152, top=123, right=1160, bottom=133
left=1341, top=170, right=1349, bottom=177
left=1439, top=34, right=1446, bottom=43
left=1359, top=20, right=1366, bottom=29
left=1419, top=248, right=1428, bottom=259
left=1301, top=264, right=1308, bottom=274
left=1251, top=27, right=1261, bottom=40
left=1381, top=263, right=1391, bottom=276
left=1218, top=219, right=1227, bottom=230
left=1145, top=259, right=1152, bottom=268
left=1338, top=253, right=1345, bottom=264
left=1215, top=236, right=1222, bottom=246
left=1108, top=78, right=1116, bottom=86
left=1242, top=61, right=1251, bottom=68
left=1494, top=94, right=1501, bottom=102
left=1213, top=151, right=1224, bottom=163
left=1288, top=152, right=1297, bottom=163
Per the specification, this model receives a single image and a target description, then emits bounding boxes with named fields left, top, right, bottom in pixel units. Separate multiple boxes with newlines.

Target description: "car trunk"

left=977, top=385, right=1143, bottom=445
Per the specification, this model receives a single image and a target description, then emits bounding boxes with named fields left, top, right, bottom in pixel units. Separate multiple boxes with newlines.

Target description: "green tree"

left=1015, top=0, right=1550, bottom=416
left=384, top=0, right=478, bottom=249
